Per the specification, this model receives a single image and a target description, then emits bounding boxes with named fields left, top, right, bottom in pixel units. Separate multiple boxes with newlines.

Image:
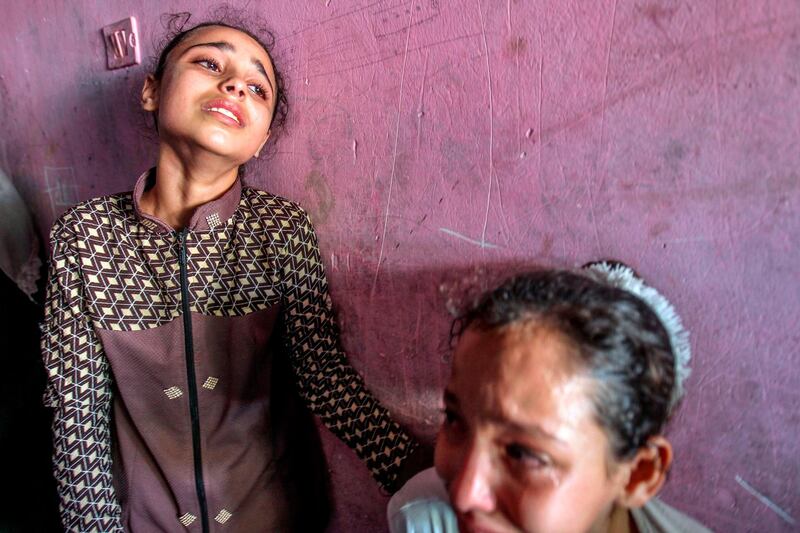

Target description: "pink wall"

left=2, top=1, right=798, bottom=531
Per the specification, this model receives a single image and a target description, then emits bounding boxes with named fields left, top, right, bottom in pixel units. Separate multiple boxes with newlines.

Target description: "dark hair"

left=453, top=269, right=676, bottom=461
left=149, top=9, right=289, bottom=143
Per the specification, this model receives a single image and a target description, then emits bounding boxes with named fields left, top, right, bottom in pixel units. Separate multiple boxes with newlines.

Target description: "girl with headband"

left=388, top=262, right=710, bottom=533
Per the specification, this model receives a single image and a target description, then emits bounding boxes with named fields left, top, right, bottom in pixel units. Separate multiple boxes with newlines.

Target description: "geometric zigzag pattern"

left=277, top=205, right=417, bottom=482
left=42, top=187, right=416, bottom=530
left=42, top=220, right=123, bottom=532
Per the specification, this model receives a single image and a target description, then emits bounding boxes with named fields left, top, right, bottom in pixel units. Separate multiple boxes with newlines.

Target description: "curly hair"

left=452, top=269, right=676, bottom=461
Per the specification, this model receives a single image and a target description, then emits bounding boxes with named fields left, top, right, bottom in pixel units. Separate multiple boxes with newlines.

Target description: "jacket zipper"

left=178, top=228, right=209, bottom=533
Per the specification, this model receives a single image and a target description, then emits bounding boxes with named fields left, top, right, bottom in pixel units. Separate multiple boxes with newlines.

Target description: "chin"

left=195, top=139, right=252, bottom=163
left=203, top=134, right=244, bottom=153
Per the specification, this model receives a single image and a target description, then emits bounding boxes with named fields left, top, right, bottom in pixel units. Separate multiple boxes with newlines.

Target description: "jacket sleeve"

left=41, top=219, right=123, bottom=532
left=278, top=208, right=418, bottom=491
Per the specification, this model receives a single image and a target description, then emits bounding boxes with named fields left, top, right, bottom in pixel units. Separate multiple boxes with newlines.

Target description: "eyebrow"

left=443, top=389, right=566, bottom=445
left=182, top=41, right=275, bottom=93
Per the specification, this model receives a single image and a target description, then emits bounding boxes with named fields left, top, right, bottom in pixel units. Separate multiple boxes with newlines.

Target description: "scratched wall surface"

left=1, top=1, right=798, bottom=531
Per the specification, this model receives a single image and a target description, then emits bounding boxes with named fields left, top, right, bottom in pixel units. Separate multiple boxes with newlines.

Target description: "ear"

left=141, top=74, right=160, bottom=112
left=616, top=436, right=672, bottom=509
left=254, top=130, right=272, bottom=158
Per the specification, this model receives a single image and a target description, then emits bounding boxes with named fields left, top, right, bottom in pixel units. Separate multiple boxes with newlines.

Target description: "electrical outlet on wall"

left=102, top=16, right=141, bottom=70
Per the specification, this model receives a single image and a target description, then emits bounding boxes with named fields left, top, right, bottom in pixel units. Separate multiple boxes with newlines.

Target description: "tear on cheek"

left=545, top=469, right=561, bottom=488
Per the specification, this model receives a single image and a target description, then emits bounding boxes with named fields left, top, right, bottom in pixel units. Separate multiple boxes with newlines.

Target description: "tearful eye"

left=248, top=83, right=266, bottom=99
left=196, top=58, right=221, bottom=72
left=441, top=408, right=466, bottom=437
left=506, top=443, right=548, bottom=469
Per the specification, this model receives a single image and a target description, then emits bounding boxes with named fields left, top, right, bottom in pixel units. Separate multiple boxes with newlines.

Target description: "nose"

left=221, top=76, right=247, bottom=99
left=449, top=441, right=496, bottom=514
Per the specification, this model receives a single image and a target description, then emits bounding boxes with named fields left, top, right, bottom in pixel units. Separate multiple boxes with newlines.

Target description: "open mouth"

left=208, top=107, right=241, bottom=125
left=202, top=100, right=245, bottom=127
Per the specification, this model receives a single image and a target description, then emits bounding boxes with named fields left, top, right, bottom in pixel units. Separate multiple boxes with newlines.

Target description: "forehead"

left=450, top=324, right=594, bottom=424
left=453, top=323, right=577, bottom=381
left=173, top=25, right=276, bottom=73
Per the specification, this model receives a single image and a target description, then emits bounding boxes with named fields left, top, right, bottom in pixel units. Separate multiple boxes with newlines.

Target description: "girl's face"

left=435, top=323, right=631, bottom=533
left=143, top=25, right=277, bottom=164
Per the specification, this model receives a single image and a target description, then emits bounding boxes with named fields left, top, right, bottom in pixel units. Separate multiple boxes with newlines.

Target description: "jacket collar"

left=132, top=168, right=243, bottom=234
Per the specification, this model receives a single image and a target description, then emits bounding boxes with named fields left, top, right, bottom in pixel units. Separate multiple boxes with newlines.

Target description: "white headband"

left=582, top=262, right=691, bottom=412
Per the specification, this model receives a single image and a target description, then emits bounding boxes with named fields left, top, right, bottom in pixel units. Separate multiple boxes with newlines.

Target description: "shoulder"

left=632, top=497, right=713, bottom=533
left=49, top=192, right=133, bottom=241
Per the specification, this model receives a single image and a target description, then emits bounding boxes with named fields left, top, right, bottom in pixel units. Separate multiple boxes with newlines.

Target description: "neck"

left=140, top=145, right=240, bottom=229
left=607, top=505, right=636, bottom=533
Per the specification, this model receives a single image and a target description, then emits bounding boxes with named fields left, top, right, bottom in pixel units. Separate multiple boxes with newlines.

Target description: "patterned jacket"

left=42, top=171, right=417, bottom=532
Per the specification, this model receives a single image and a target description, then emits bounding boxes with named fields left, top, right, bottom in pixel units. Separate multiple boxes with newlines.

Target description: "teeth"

left=209, top=107, right=240, bottom=124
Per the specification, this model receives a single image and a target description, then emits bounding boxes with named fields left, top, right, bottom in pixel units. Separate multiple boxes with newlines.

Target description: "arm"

left=277, top=207, right=422, bottom=491
left=41, top=219, right=123, bottom=532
